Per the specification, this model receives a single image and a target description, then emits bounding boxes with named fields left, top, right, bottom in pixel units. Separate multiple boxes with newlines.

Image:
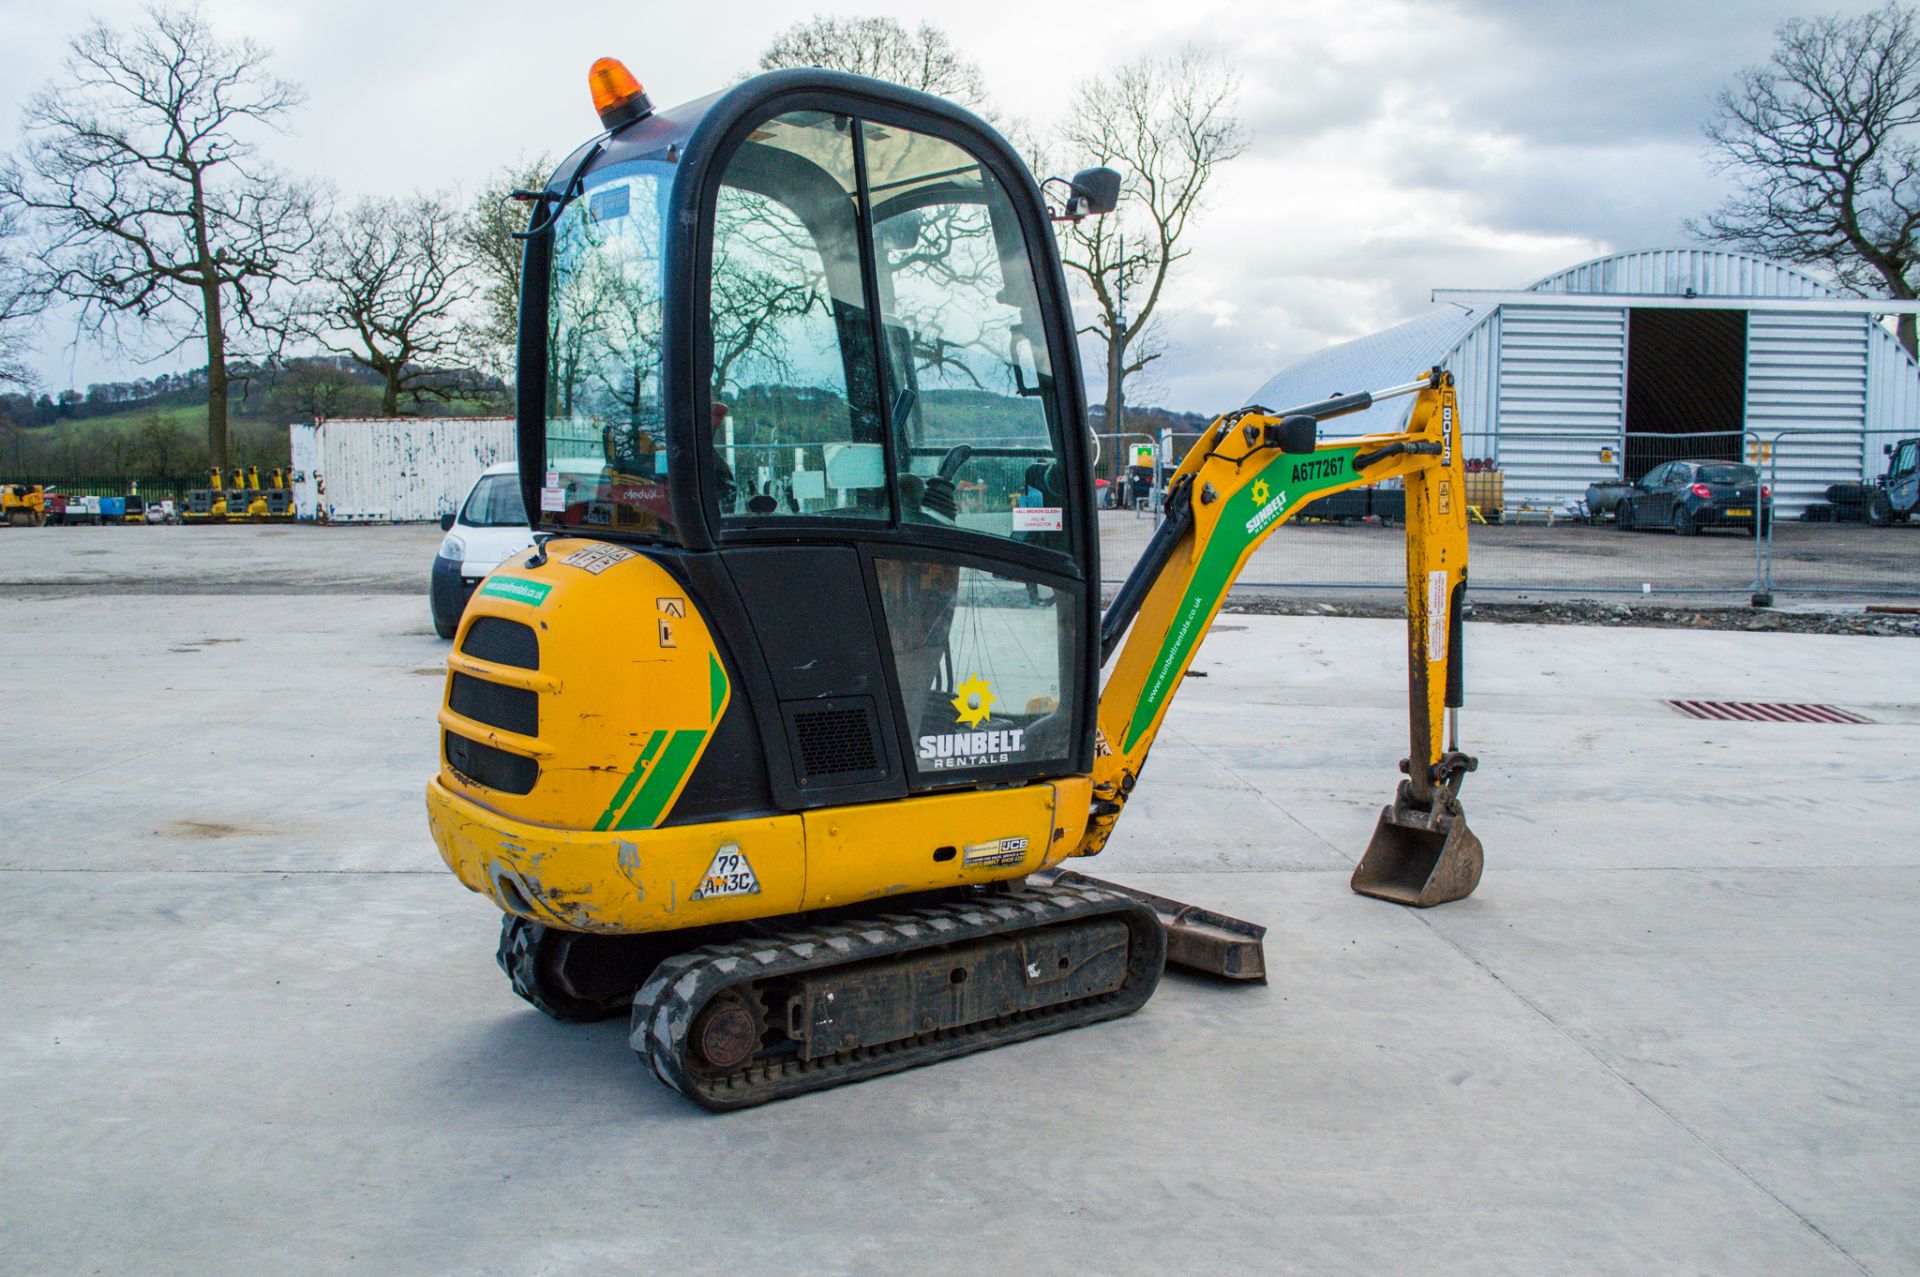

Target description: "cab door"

left=692, top=100, right=1096, bottom=811
left=859, top=123, right=1083, bottom=788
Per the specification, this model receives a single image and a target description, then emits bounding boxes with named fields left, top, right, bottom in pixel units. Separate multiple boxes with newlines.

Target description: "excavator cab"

left=512, top=70, right=1100, bottom=812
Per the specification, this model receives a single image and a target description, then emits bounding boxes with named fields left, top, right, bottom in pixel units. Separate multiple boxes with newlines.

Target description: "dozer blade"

left=1033, top=868, right=1266, bottom=982
left=1352, top=798, right=1483, bottom=907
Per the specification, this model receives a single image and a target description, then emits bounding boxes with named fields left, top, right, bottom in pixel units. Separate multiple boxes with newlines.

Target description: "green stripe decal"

left=593, top=654, right=731, bottom=833
left=594, top=730, right=667, bottom=832
left=614, top=730, right=708, bottom=830
left=1123, top=447, right=1362, bottom=753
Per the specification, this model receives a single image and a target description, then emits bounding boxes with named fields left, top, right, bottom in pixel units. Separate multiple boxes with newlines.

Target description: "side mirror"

left=1046, top=167, right=1122, bottom=221
left=1071, top=167, right=1121, bottom=216
left=440, top=512, right=455, bottom=532
left=1886, top=443, right=1895, bottom=456
left=1271, top=415, right=1318, bottom=455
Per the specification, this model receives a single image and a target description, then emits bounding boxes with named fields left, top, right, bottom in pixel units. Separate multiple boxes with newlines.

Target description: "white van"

left=430, top=462, right=534, bottom=639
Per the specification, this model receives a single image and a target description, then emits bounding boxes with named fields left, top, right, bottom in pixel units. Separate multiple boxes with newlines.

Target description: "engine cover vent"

left=444, top=729, right=539, bottom=794
left=449, top=671, right=538, bottom=737
left=782, top=698, right=888, bottom=785
left=461, top=616, right=539, bottom=669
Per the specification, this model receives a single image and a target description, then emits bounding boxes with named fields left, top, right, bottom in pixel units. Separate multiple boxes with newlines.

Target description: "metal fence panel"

left=1761, top=426, right=1920, bottom=596
left=22, top=473, right=207, bottom=506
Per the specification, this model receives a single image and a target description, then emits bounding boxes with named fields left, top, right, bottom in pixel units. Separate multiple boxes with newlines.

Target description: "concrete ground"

left=3, top=525, right=1917, bottom=1275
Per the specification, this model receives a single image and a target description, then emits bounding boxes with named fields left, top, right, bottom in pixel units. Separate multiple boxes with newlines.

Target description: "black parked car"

left=1615, top=460, right=1771, bottom=535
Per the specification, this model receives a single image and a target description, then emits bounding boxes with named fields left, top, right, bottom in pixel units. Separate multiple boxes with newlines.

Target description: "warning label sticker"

left=963, top=836, right=1030, bottom=868
left=1427, top=570, right=1449, bottom=662
left=691, top=844, right=760, bottom=900
left=1011, top=506, right=1063, bottom=532
left=560, top=544, right=636, bottom=574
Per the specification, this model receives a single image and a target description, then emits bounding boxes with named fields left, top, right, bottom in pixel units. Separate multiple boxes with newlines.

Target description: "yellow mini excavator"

left=428, top=60, right=1483, bottom=1109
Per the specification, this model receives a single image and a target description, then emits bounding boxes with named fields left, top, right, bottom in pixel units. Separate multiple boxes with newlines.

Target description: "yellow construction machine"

left=230, top=466, right=267, bottom=520
left=183, top=467, right=226, bottom=521
left=2, top=483, right=47, bottom=527
left=428, top=61, right=1483, bottom=1109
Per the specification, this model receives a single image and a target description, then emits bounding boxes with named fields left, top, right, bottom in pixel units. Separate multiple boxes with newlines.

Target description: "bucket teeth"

left=1351, top=798, right=1483, bottom=907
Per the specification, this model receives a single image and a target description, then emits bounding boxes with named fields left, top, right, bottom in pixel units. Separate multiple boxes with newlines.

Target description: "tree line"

left=0, top=6, right=560, bottom=471
left=3, top=3, right=1911, bottom=478
left=0, top=7, right=1249, bottom=475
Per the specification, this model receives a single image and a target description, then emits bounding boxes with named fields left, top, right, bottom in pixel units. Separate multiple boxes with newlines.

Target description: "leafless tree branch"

left=462, top=154, right=550, bottom=380
left=756, top=15, right=987, bottom=107
left=1694, top=2, right=1920, bottom=355
left=0, top=3, right=321, bottom=464
left=299, top=192, right=479, bottom=415
left=1051, top=48, right=1245, bottom=429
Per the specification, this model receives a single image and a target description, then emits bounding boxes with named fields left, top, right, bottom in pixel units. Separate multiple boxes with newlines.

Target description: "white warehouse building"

left=1247, top=248, right=1920, bottom=514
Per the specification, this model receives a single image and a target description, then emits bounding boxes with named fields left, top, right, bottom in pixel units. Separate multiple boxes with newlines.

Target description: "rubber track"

left=497, top=914, right=628, bottom=1022
left=629, top=882, right=1167, bottom=1111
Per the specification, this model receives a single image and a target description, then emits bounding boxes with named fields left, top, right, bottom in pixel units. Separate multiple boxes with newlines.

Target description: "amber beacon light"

left=589, top=57, right=653, bottom=130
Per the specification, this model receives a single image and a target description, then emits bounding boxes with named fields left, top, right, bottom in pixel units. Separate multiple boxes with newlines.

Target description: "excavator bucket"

left=1351, top=800, right=1483, bottom=907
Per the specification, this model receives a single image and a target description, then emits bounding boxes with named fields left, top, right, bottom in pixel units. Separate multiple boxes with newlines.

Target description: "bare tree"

left=1697, top=3, right=1920, bottom=356
left=0, top=207, right=41, bottom=391
left=756, top=16, right=987, bottom=106
left=1054, top=51, right=1245, bottom=431
left=463, top=154, right=550, bottom=378
left=0, top=5, right=321, bottom=467
left=302, top=193, right=476, bottom=415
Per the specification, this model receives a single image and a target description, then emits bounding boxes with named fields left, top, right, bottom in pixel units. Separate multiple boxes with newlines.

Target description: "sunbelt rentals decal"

left=1244, top=478, right=1288, bottom=536
left=919, top=673, right=1026, bottom=770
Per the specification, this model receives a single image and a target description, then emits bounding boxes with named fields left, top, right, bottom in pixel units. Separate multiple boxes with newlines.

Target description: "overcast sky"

left=0, top=0, right=1885, bottom=411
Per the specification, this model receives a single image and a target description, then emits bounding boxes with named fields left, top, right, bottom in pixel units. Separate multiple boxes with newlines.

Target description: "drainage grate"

left=1667, top=700, right=1870, bottom=724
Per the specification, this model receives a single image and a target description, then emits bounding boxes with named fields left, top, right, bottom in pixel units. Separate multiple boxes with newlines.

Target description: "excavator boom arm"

left=1076, top=370, right=1481, bottom=905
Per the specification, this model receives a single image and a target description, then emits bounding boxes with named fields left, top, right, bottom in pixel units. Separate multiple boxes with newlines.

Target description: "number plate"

left=1728, top=508, right=1752, bottom=517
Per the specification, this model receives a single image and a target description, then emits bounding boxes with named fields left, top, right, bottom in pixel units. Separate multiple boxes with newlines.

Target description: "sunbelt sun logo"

left=919, top=673, right=1026, bottom=770
left=1244, top=477, right=1288, bottom=536
left=950, top=673, right=995, bottom=726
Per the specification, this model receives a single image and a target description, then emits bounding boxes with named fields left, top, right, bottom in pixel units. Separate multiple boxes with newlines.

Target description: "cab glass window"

left=709, top=112, right=887, bottom=520
left=542, top=161, right=675, bottom=536
left=862, top=124, right=1068, bottom=554
left=875, top=556, right=1079, bottom=780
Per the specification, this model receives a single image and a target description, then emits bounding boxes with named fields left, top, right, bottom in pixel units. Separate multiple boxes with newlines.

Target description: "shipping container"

left=287, top=418, right=515, bottom=523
